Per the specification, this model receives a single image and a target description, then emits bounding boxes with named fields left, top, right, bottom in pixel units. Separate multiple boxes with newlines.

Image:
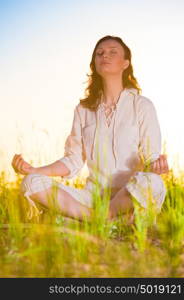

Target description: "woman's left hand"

left=150, top=154, right=169, bottom=174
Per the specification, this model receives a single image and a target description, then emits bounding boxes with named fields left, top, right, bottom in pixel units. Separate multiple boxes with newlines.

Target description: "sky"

left=0, top=0, right=184, bottom=181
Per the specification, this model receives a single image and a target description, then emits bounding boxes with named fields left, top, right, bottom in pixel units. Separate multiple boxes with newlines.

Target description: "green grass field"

left=0, top=168, right=184, bottom=278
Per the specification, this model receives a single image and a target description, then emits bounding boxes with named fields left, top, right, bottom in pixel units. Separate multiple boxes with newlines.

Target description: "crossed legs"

left=21, top=174, right=134, bottom=223
left=25, top=185, right=134, bottom=223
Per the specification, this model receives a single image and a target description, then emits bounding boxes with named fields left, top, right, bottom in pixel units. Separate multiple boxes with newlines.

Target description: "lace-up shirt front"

left=100, top=101, right=117, bottom=127
left=100, top=90, right=122, bottom=128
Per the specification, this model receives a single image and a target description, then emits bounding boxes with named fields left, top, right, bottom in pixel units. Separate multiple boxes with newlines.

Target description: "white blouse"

left=58, top=87, right=166, bottom=210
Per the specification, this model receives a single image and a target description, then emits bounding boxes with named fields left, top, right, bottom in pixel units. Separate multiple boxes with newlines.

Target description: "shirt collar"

left=99, top=87, right=138, bottom=106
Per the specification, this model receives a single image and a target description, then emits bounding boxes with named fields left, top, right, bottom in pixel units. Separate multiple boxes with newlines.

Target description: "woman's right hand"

left=11, top=154, right=36, bottom=175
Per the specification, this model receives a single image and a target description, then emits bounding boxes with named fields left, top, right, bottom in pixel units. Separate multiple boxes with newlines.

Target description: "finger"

left=19, top=159, right=27, bottom=173
left=155, top=160, right=161, bottom=174
left=14, top=165, right=20, bottom=173
left=163, top=157, right=169, bottom=173
left=13, top=157, right=22, bottom=171
left=159, top=156, right=165, bottom=173
left=12, top=156, right=21, bottom=172
left=159, top=155, right=169, bottom=173
left=15, top=155, right=25, bottom=168
left=12, top=154, right=22, bottom=168
left=20, top=160, right=26, bottom=173
left=14, top=159, right=22, bottom=173
left=11, top=154, right=19, bottom=166
left=16, top=158, right=25, bottom=172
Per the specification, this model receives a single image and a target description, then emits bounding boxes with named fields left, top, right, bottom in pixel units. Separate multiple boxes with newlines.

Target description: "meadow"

left=0, top=166, right=184, bottom=278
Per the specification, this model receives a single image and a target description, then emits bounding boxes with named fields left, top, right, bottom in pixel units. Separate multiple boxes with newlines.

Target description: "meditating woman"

left=11, top=35, right=169, bottom=222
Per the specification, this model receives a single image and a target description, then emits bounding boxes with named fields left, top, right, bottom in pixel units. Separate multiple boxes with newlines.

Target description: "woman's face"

left=94, top=39, right=129, bottom=78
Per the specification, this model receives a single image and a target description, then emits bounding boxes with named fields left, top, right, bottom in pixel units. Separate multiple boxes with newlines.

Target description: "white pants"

left=20, top=171, right=167, bottom=214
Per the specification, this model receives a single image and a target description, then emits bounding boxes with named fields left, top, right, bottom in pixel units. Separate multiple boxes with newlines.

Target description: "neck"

left=102, top=76, right=124, bottom=105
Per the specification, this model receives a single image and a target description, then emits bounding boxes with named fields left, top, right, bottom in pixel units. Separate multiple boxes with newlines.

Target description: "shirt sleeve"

left=137, top=97, right=162, bottom=169
left=58, top=105, right=86, bottom=179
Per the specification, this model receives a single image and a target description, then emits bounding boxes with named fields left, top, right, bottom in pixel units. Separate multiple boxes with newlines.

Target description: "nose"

left=103, top=53, right=108, bottom=58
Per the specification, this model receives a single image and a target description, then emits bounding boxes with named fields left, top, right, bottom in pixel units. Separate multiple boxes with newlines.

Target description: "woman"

left=11, top=35, right=169, bottom=222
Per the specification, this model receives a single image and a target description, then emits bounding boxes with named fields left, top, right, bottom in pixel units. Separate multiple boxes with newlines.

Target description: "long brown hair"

left=79, top=35, right=142, bottom=111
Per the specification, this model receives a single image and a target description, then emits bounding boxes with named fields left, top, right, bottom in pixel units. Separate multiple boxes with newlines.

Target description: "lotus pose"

left=12, top=35, right=169, bottom=222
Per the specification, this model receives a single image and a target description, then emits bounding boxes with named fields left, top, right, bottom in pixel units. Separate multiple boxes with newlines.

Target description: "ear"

left=123, top=59, right=130, bottom=70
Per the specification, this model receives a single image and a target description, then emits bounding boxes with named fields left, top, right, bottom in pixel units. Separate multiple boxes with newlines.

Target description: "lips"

left=101, top=62, right=110, bottom=65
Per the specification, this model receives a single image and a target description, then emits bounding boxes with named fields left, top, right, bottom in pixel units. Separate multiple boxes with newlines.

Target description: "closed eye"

left=96, top=50, right=117, bottom=56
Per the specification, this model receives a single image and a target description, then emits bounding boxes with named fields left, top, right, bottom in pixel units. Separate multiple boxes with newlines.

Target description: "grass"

left=0, top=166, right=184, bottom=278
